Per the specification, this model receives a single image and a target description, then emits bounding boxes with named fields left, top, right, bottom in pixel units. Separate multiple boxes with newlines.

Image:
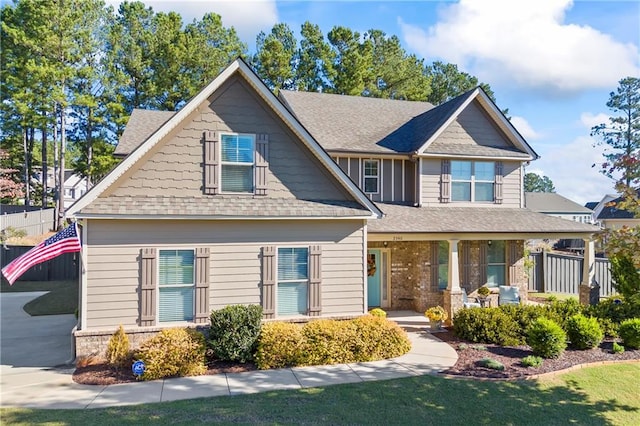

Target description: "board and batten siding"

left=333, top=155, right=416, bottom=204
left=107, top=75, right=351, bottom=201
left=84, top=219, right=365, bottom=330
left=420, top=158, right=521, bottom=207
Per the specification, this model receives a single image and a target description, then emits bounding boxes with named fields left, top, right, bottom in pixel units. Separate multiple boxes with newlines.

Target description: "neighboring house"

left=63, top=171, right=89, bottom=209
left=591, top=193, right=640, bottom=230
left=524, top=192, right=593, bottom=223
left=68, top=58, right=600, bottom=356
left=67, top=59, right=382, bottom=356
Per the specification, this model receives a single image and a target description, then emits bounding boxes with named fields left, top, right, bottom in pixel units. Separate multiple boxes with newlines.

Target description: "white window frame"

left=220, top=132, right=256, bottom=194
left=157, top=248, right=196, bottom=323
left=363, top=159, right=380, bottom=195
left=276, top=246, right=309, bottom=317
left=451, top=160, right=495, bottom=203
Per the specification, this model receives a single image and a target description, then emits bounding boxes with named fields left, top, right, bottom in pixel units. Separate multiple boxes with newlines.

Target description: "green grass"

left=528, top=292, right=578, bottom=302
left=1, top=364, right=638, bottom=425
left=0, top=280, right=77, bottom=316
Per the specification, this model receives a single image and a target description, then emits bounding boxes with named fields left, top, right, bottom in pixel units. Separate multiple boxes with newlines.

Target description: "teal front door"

left=367, top=249, right=381, bottom=307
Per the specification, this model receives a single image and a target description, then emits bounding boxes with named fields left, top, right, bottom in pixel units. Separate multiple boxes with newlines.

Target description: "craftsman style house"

left=68, top=58, right=598, bottom=355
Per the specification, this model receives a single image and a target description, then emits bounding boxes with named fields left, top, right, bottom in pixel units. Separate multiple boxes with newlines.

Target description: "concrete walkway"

left=0, top=294, right=457, bottom=410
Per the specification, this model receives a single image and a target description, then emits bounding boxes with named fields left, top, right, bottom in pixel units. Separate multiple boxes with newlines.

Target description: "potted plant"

left=477, top=285, right=490, bottom=300
left=425, top=306, right=448, bottom=331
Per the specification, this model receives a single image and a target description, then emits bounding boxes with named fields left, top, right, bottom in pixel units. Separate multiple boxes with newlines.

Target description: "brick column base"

left=579, top=283, right=600, bottom=306
left=443, top=289, right=464, bottom=326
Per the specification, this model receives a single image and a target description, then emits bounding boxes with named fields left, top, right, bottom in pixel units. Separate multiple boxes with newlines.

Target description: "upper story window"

left=451, top=160, right=495, bottom=202
left=221, top=133, right=255, bottom=193
left=363, top=159, right=379, bottom=194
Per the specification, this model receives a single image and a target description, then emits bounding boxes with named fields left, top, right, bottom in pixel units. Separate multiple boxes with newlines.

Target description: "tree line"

left=1, top=0, right=498, bottom=229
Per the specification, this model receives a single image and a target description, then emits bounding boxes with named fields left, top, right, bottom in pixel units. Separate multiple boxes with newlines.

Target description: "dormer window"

left=221, top=133, right=255, bottom=193
left=363, top=159, right=379, bottom=194
left=451, top=160, right=495, bottom=202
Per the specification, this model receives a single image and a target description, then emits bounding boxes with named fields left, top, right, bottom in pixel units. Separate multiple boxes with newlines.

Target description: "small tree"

left=524, top=172, right=555, bottom=193
left=610, top=255, right=640, bottom=303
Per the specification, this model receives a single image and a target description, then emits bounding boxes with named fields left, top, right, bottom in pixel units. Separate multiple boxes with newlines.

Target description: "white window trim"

left=451, top=160, right=495, bottom=203
left=157, top=248, right=196, bottom=324
left=275, top=246, right=310, bottom=318
left=363, top=159, right=380, bottom=195
left=219, top=132, right=256, bottom=194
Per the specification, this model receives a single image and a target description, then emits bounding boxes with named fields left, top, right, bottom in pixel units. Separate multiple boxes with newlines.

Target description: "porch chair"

left=498, top=286, right=521, bottom=306
left=462, top=288, right=482, bottom=308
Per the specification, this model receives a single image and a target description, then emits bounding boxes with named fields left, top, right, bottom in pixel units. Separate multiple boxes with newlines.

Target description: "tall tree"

left=524, top=172, right=556, bottom=193
left=326, top=26, right=372, bottom=96
left=296, top=21, right=335, bottom=92
left=253, top=23, right=297, bottom=93
left=425, top=61, right=497, bottom=105
left=591, top=76, right=640, bottom=188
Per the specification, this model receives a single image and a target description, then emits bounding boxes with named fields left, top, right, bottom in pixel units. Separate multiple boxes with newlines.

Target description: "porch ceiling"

left=368, top=203, right=600, bottom=237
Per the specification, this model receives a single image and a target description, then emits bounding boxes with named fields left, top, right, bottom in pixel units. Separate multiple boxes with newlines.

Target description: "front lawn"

left=0, top=280, right=78, bottom=316
left=2, top=363, right=639, bottom=425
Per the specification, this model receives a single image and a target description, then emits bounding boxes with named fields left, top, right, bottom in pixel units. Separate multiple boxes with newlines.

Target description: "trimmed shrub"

left=477, top=358, right=505, bottom=371
left=136, top=328, right=206, bottom=381
left=453, top=307, right=521, bottom=345
left=612, top=342, right=625, bottom=354
left=526, top=318, right=567, bottom=359
left=566, top=314, right=603, bottom=350
left=521, top=355, right=543, bottom=368
left=618, top=318, right=640, bottom=349
left=208, top=304, right=263, bottom=363
left=255, top=317, right=411, bottom=369
left=105, top=325, right=132, bottom=369
left=368, top=308, right=387, bottom=318
left=499, top=304, right=548, bottom=342
left=546, top=298, right=584, bottom=330
left=585, top=296, right=640, bottom=337
left=255, top=322, right=304, bottom=369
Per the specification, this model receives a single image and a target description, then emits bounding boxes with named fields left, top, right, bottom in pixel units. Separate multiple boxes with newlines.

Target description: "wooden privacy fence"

left=527, top=251, right=614, bottom=298
left=0, top=245, right=78, bottom=282
left=1, top=208, right=54, bottom=237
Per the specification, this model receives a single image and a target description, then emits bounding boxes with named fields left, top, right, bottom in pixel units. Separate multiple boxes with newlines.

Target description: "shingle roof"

left=584, top=202, right=598, bottom=210
left=597, top=194, right=638, bottom=220
left=525, top=192, right=593, bottom=214
left=77, top=196, right=371, bottom=218
left=114, top=109, right=175, bottom=156
left=368, top=203, right=600, bottom=234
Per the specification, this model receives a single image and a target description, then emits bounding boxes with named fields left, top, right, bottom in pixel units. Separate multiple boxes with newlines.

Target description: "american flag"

left=2, top=223, right=82, bottom=285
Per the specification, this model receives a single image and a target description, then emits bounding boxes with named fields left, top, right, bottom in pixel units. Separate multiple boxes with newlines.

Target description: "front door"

left=367, top=249, right=382, bottom=307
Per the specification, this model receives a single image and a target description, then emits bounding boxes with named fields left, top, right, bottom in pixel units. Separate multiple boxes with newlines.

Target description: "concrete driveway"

left=0, top=292, right=77, bottom=367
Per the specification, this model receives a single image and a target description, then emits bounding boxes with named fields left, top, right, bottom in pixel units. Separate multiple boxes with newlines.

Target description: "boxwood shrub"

left=618, top=318, right=640, bottom=349
left=255, top=322, right=304, bottom=369
left=566, top=314, right=603, bottom=349
left=526, top=318, right=567, bottom=359
left=208, top=304, right=263, bottom=363
left=453, top=307, right=521, bottom=345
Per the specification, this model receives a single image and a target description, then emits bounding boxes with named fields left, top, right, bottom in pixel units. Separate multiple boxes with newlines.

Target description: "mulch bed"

left=72, top=330, right=640, bottom=385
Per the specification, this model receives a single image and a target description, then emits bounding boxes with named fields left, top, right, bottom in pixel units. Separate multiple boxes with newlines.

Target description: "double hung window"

left=437, top=241, right=449, bottom=290
left=221, top=133, right=255, bottom=193
left=363, top=159, right=379, bottom=194
left=451, top=161, right=495, bottom=202
left=158, top=250, right=195, bottom=322
left=277, top=247, right=309, bottom=315
left=486, top=241, right=506, bottom=288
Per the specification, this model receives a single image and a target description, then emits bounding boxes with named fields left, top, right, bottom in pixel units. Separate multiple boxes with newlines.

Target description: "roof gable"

left=68, top=58, right=382, bottom=218
left=417, top=88, right=538, bottom=159
left=525, top=192, right=593, bottom=214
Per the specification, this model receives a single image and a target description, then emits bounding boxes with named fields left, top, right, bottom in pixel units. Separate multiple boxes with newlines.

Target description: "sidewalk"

left=0, top=298, right=457, bottom=410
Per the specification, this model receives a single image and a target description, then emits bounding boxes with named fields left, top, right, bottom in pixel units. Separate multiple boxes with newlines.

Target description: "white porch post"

left=579, top=238, right=597, bottom=305
left=447, top=239, right=461, bottom=291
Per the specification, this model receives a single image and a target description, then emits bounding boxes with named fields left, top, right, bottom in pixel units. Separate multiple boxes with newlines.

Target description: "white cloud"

left=108, top=0, right=278, bottom=46
left=510, top=116, right=541, bottom=140
left=533, top=135, right=613, bottom=205
left=399, top=0, right=639, bottom=93
left=580, top=112, right=609, bottom=130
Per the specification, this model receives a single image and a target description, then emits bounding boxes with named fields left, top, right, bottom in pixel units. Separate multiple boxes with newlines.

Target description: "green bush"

left=254, top=317, right=411, bottom=369
left=499, top=304, right=548, bottom=342
left=610, top=255, right=640, bottom=303
left=618, top=318, right=640, bottom=349
left=453, top=307, right=521, bottom=345
left=526, top=318, right=567, bottom=359
left=255, top=322, right=304, bottom=369
left=136, top=328, right=206, bottom=381
left=585, top=296, right=640, bottom=336
left=521, top=355, right=543, bottom=368
left=477, top=358, right=505, bottom=371
left=105, top=325, right=132, bottom=369
left=208, top=304, right=263, bottom=363
left=546, top=298, right=584, bottom=330
left=566, top=314, right=603, bottom=350
left=612, top=342, right=625, bottom=354
left=368, top=308, right=387, bottom=318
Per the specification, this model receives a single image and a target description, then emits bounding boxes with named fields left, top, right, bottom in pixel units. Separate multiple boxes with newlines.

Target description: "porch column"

left=444, top=239, right=463, bottom=325
left=579, top=238, right=598, bottom=306
left=447, top=239, right=461, bottom=291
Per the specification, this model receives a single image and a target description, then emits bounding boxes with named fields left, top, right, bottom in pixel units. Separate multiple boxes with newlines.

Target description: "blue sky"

left=118, top=1, right=639, bottom=205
